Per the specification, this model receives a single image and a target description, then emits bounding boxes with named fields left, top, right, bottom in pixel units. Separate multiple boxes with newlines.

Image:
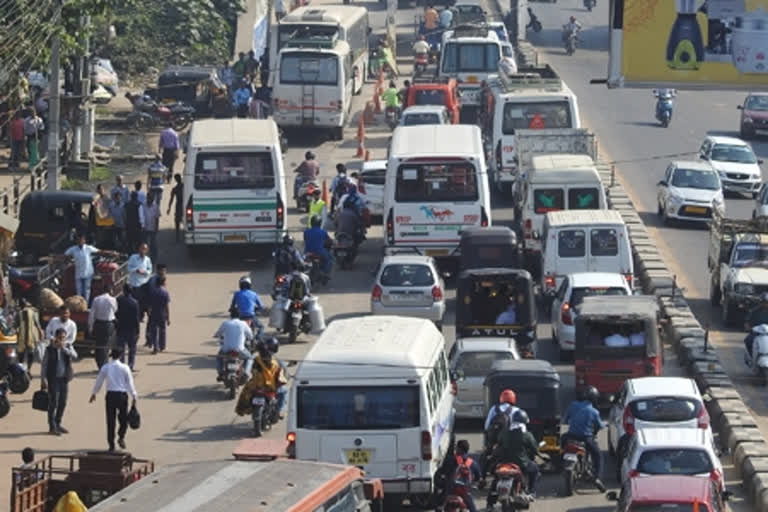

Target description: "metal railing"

left=0, top=157, right=49, bottom=218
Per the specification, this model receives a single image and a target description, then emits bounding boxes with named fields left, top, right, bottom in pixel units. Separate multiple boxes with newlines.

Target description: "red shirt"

left=9, top=118, right=24, bottom=141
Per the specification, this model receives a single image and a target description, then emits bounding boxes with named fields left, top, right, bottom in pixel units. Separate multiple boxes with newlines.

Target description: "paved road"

left=0, top=2, right=752, bottom=512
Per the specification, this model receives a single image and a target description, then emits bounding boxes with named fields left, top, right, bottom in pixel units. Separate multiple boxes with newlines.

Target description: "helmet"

left=239, top=276, right=252, bottom=289
left=336, top=163, right=347, bottom=174
left=283, top=234, right=294, bottom=247
left=264, top=336, right=280, bottom=354
left=499, top=389, right=517, bottom=405
left=512, top=409, right=529, bottom=425
left=584, top=386, right=600, bottom=406
left=305, top=151, right=315, bottom=160
left=570, top=15, right=576, bottom=22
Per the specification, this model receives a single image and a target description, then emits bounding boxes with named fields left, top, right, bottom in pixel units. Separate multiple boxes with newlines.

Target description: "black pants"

left=48, top=377, right=68, bottom=430
left=93, top=320, right=115, bottom=369
left=127, top=228, right=142, bottom=253
left=106, top=391, right=129, bottom=450
left=162, top=148, right=177, bottom=180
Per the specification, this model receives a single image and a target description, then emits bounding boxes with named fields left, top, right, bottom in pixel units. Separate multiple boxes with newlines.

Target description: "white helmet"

left=239, top=276, right=252, bottom=287
left=753, top=324, right=768, bottom=335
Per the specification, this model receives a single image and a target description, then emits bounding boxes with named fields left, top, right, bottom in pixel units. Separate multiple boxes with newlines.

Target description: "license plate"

left=542, top=436, right=558, bottom=450
left=251, top=397, right=266, bottom=405
left=563, top=453, right=578, bottom=461
left=226, top=363, right=238, bottom=370
left=224, top=234, right=247, bottom=242
left=497, top=479, right=513, bottom=492
left=76, top=332, right=85, bottom=341
left=345, top=449, right=371, bottom=465
left=685, top=206, right=707, bottom=214
left=425, top=249, right=449, bottom=256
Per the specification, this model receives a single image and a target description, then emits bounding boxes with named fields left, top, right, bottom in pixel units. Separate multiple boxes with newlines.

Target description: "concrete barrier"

left=734, top=441, right=768, bottom=477
left=750, top=473, right=768, bottom=511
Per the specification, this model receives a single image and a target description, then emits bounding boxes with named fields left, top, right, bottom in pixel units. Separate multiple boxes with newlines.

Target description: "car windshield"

left=711, top=143, right=757, bottom=164
left=732, top=244, right=768, bottom=267
left=671, top=169, right=720, bottom=190
left=414, top=89, right=446, bottom=106
left=403, top=113, right=441, bottom=125
left=630, top=397, right=701, bottom=422
left=746, top=96, right=768, bottom=111
left=194, top=152, right=275, bottom=190
left=457, top=351, right=516, bottom=377
left=570, top=286, right=627, bottom=307
left=380, top=264, right=435, bottom=287
left=636, top=449, right=713, bottom=476
left=297, top=386, right=420, bottom=430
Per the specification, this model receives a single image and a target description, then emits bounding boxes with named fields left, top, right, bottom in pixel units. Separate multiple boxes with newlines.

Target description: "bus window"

left=502, top=101, right=572, bottom=134
left=194, top=153, right=275, bottom=190
left=395, top=163, right=478, bottom=202
left=298, top=386, right=420, bottom=430
left=280, top=53, right=339, bottom=85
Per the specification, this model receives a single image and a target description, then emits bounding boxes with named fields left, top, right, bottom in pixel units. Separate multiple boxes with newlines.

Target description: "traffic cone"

left=356, top=116, right=365, bottom=158
left=321, top=179, right=329, bottom=206
left=374, top=70, right=384, bottom=114
left=364, top=150, right=370, bottom=162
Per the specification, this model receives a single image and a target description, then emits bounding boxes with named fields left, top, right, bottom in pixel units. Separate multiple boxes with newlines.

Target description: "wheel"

left=662, top=117, right=669, bottom=128
left=288, top=323, right=298, bottom=344
left=564, top=468, right=575, bottom=496
left=172, top=115, right=191, bottom=131
left=9, top=371, right=30, bottom=394
left=741, top=126, right=754, bottom=139
left=710, top=278, right=721, bottom=306
left=252, top=407, right=263, bottom=437
left=551, top=328, right=559, bottom=346
left=657, top=200, right=664, bottom=216
left=661, top=205, right=671, bottom=226
left=132, top=116, right=154, bottom=132
left=227, top=382, right=236, bottom=400
left=0, top=394, right=9, bottom=419
left=722, top=296, right=739, bottom=327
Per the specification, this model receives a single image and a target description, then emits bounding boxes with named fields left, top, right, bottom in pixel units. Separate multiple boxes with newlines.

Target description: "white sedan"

left=657, top=160, right=725, bottom=224
left=399, top=105, right=451, bottom=127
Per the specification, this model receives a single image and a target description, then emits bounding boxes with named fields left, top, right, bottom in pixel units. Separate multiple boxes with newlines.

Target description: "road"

left=0, top=1, right=753, bottom=512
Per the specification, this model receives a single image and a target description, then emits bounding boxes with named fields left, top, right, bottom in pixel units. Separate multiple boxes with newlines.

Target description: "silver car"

left=370, top=254, right=446, bottom=329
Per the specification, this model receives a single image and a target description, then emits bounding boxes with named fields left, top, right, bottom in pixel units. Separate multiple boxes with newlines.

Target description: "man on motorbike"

left=304, top=216, right=333, bottom=275
left=488, top=410, right=539, bottom=504
left=563, top=16, right=582, bottom=41
left=214, top=307, right=254, bottom=380
left=274, top=235, right=305, bottom=277
left=308, top=188, right=326, bottom=227
left=562, top=385, right=606, bottom=492
left=336, top=203, right=364, bottom=245
left=413, top=36, right=430, bottom=59
left=745, top=293, right=768, bottom=358
left=230, top=276, right=264, bottom=338
left=482, top=389, right=524, bottom=480
left=242, top=337, right=282, bottom=411
left=330, top=164, right=350, bottom=213
left=445, top=439, right=482, bottom=512
left=293, top=151, right=320, bottom=200
left=382, top=80, right=402, bottom=118
left=265, top=336, right=289, bottom=419
left=341, top=184, right=365, bottom=217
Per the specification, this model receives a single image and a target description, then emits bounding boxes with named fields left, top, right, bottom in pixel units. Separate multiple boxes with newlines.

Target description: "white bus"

left=183, top=119, right=287, bottom=248
left=269, top=5, right=369, bottom=92
left=273, top=36, right=353, bottom=140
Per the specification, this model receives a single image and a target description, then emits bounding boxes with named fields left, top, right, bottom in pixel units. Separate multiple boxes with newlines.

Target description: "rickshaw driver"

left=561, top=386, right=606, bottom=492
left=745, top=293, right=768, bottom=358
left=495, top=297, right=518, bottom=324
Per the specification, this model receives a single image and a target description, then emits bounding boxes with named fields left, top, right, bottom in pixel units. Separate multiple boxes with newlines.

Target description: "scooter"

left=251, top=389, right=278, bottom=437
left=653, top=88, right=676, bottom=128
left=219, top=351, right=247, bottom=400
left=271, top=274, right=288, bottom=300
left=563, top=438, right=594, bottom=496
left=283, top=298, right=313, bottom=344
left=490, top=463, right=532, bottom=511
left=305, top=253, right=330, bottom=286
left=414, top=53, right=429, bottom=76
left=563, top=26, right=579, bottom=55
left=745, top=324, right=768, bottom=385
left=385, top=106, right=400, bottom=130
left=334, top=232, right=359, bottom=269
left=296, top=179, right=320, bottom=212
left=583, top=0, right=596, bottom=11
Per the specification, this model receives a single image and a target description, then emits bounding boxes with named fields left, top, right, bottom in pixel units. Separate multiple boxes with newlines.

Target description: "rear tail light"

left=561, top=302, right=573, bottom=325
left=307, top=184, right=316, bottom=195
left=624, top=273, right=633, bottom=287
left=710, top=469, right=722, bottom=486
left=431, top=286, right=443, bottom=302
left=421, top=431, right=432, bottom=461
left=450, top=379, right=457, bottom=395
left=276, top=193, right=285, bottom=229
left=524, top=219, right=532, bottom=239
left=386, top=209, right=394, bottom=244
left=357, top=179, right=366, bottom=195
left=5, top=347, right=15, bottom=358
left=622, top=405, right=635, bottom=437
left=185, top=196, right=194, bottom=230
left=481, top=207, right=488, bottom=227
left=287, top=431, right=296, bottom=458
left=697, top=405, right=710, bottom=429
left=628, top=469, right=639, bottom=478
left=371, top=285, right=383, bottom=302
left=544, top=274, right=555, bottom=290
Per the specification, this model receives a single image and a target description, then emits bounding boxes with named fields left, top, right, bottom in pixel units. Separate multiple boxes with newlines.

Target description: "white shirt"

left=126, top=254, right=153, bottom=288
left=142, top=203, right=161, bottom=232
left=604, top=334, right=630, bottom=347
left=89, top=293, right=118, bottom=330
left=629, top=332, right=646, bottom=346
left=65, top=244, right=98, bottom=279
left=483, top=403, right=526, bottom=432
left=45, top=317, right=77, bottom=345
left=413, top=40, right=430, bottom=54
left=215, top=318, right=253, bottom=352
left=92, top=359, right=137, bottom=399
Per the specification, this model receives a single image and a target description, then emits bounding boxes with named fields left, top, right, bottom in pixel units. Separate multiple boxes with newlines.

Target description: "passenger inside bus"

left=586, top=321, right=646, bottom=347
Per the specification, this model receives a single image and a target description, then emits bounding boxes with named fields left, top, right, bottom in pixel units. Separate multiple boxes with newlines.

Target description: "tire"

left=227, top=381, right=236, bottom=400
left=551, top=328, right=559, bottom=346
left=332, top=126, right=344, bottom=141
left=741, top=126, right=754, bottom=139
left=288, top=323, right=298, bottom=344
left=710, top=278, right=721, bottom=306
left=564, top=468, right=575, bottom=496
left=252, top=406, right=263, bottom=437
left=662, top=206, right=671, bottom=226
left=722, top=296, right=739, bottom=327
left=9, top=371, right=30, bottom=394
left=0, top=394, right=9, bottom=419
left=657, top=200, right=664, bottom=217
left=172, top=115, right=191, bottom=132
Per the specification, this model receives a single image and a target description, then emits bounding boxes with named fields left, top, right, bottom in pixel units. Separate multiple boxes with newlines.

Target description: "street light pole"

left=46, top=7, right=62, bottom=190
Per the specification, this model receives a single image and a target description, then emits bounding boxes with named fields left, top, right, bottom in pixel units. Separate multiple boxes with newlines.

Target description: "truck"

left=708, top=210, right=768, bottom=326
left=485, top=64, right=581, bottom=195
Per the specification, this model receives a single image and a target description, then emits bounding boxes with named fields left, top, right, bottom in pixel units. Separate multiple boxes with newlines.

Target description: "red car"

left=609, top=475, right=729, bottom=512
left=738, top=92, right=768, bottom=139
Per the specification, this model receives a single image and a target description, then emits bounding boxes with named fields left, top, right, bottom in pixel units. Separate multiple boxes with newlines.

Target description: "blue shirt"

left=231, top=289, right=264, bottom=318
left=484, top=403, right=524, bottom=432
left=566, top=401, right=604, bottom=437
left=439, top=9, right=453, bottom=28
left=233, top=88, right=251, bottom=107
left=215, top=318, right=253, bottom=352
left=304, top=227, right=328, bottom=254
left=495, top=307, right=517, bottom=324
left=149, top=286, right=170, bottom=320
left=126, top=254, right=152, bottom=288
left=65, top=244, right=98, bottom=279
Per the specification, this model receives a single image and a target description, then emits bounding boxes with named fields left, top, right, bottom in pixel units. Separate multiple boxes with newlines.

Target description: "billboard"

left=606, top=0, right=768, bottom=89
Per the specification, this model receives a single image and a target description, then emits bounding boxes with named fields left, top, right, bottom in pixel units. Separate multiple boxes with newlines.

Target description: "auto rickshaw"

left=459, top=226, right=521, bottom=272
left=574, top=295, right=662, bottom=405
left=483, top=359, right=561, bottom=468
left=154, top=66, right=230, bottom=117
left=456, top=268, right=537, bottom=356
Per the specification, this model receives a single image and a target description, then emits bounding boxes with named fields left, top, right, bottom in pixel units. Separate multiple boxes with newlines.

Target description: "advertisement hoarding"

left=606, top=0, right=768, bottom=89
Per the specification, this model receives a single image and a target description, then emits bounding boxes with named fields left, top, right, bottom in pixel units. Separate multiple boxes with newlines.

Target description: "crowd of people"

left=218, top=50, right=273, bottom=120
left=7, top=87, right=47, bottom=170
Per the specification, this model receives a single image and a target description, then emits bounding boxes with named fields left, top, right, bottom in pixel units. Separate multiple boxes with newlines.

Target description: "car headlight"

left=736, top=283, right=755, bottom=295
left=744, top=116, right=754, bottom=123
left=717, top=170, right=727, bottom=178
left=668, top=192, right=684, bottom=203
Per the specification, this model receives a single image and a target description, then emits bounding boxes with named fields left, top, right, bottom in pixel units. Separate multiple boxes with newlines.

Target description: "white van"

left=541, top=209, right=633, bottom=298
left=183, top=119, right=287, bottom=247
left=287, top=316, right=456, bottom=505
left=384, top=125, right=492, bottom=259
left=521, top=154, right=606, bottom=264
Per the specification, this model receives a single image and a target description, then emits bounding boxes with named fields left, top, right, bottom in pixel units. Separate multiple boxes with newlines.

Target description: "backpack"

left=487, top=404, right=514, bottom=447
left=288, top=275, right=306, bottom=299
left=453, top=455, right=474, bottom=488
left=277, top=247, right=294, bottom=266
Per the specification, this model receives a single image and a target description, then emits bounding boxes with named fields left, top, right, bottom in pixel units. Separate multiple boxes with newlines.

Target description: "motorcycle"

left=583, top=0, right=596, bottom=11
left=563, top=26, right=579, bottom=55
left=251, top=389, right=278, bottom=437
left=653, top=88, right=676, bottom=128
left=296, top=179, right=320, bottom=212
left=414, top=53, right=429, bottom=76
left=0, top=344, right=30, bottom=396
left=284, top=298, right=313, bottom=344
left=562, top=438, right=594, bottom=496
left=442, top=494, right=470, bottom=512
left=489, top=463, right=531, bottom=511
left=271, top=274, right=288, bottom=300
left=385, top=106, right=400, bottom=130
left=745, top=324, right=768, bottom=385
left=126, top=101, right=195, bottom=132
left=220, top=351, right=247, bottom=400
left=306, top=253, right=330, bottom=287
left=334, top=232, right=359, bottom=269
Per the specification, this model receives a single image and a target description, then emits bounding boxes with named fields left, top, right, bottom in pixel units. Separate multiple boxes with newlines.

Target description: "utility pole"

left=80, top=16, right=93, bottom=159
left=46, top=8, right=62, bottom=190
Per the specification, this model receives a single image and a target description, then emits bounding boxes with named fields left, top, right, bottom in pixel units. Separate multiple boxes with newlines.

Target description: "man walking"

left=147, top=277, right=170, bottom=354
left=44, top=306, right=77, bottom=346
left=125, top=191, right=144, bottom=253
left=89, top=287, right=118, bottom=369
left=167, top=174, right=184, bottom=242
left=63, top=233, right=115, bottom=304
left=158, top=124, right=179, bottom=183
left=108, top=191, right=126, bottom=251
left=116, top=284, right=140, bottom=371
left=15, top=299, right=43, bottom=376
left=40, top=328, right=77, bottom=435
left=90, top=349, right=138, bottom=451
left=9, top=112, right=26, bottom=169
left=141, top=193, right=161, bottom=263
left=126, top=243, right=153, bottom=318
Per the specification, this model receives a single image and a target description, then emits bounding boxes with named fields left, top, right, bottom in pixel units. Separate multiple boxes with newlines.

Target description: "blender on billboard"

left=606, top=0, right=768, bottom=89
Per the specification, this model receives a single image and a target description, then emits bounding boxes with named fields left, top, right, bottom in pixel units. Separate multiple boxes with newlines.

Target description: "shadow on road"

left=158, top=422, right=250, bottom=443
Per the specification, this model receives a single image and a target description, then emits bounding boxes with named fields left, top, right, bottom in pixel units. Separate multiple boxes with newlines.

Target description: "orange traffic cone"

left=364, top=149, right=370, bottom=162
left=321, top=179, right=329, bottom=206
left=356, top=116, right=365, bottom=158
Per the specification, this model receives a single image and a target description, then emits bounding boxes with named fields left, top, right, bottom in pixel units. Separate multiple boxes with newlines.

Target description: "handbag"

left=32, top=390, right=49, bottom=411
left=127, top=402, right=141, bottom=429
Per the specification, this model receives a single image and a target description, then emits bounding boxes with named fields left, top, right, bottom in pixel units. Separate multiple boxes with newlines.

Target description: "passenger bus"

left=273, top=34, right=354, bottom=140
left=268, top=5, right=369, bottom=93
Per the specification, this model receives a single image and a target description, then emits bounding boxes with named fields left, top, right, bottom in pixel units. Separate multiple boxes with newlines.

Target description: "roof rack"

left=449, top=22, right=490, bottom=39
left=490, top=63, right=563, bottom=93
left=283, top=30, right=339, bottom=49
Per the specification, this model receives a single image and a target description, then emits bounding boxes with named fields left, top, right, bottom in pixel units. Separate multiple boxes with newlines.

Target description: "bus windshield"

left=395, top=161, right=479, bottom=202
left=502, top=100, right=572, bottom=134
left=278, top=25, right=339, bottom=52
left=298, top=386, right=420, bottom=430
left=280, top=52, right=339, bottom=86
left=441, top=42, right=500, bottom=73
left=194, top=152, right=275, bottom=190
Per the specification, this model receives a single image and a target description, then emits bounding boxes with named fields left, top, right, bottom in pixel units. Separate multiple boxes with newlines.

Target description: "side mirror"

left=657, top=180, right=667, bottom=186
left=700, top=154, right=708, bottom=160
left=737, top=105, right=744, bottom=110
left=606, top=491, right=618, bottom=501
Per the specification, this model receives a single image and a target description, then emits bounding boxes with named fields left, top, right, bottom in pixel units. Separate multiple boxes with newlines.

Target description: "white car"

left=449, top=338, right=520, bottom=418
left=656, top=160, right=725, bottom=224
left=400, top=105, right=451, bottom=127
left=550, top=272, right=632, bottom=360
left=620, top=428, right=724, bottom=492
left=371, top=253, right=446, bottom=328
left=359, top=160, right=386, bottom=218
left=608, top=377, right=711, bottom=471
left=699, top=135, right=763, bottom=197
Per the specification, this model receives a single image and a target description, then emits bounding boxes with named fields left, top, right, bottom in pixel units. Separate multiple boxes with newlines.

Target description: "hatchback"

left=738, top=92, right=768, bottom=139
left=610, top=475, right=728, bottom=512
left=371, top=254, right=446, bottom=329
left=657, top=160, right=724, bottom=224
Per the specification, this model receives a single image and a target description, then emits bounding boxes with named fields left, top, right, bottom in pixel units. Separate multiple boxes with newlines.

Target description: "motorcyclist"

left=283, top=267, right=313, bottom=301
left=274, top=234, right=305, bottom=277
left=744, top=293, right=768, bottom=358
left=563, top=16, right=582, bottom=41
left=562, top=385, right=606, bottom=492
left=293, top=151, right=320, bottom=200
left=308, top=188, right=326, bottom=226
left=304, top=215, right=333, bottom=275
left=229, top=276, right=264, bottom=337
left=444, top=439, right=482, bottom=512
left=126, top=91, right=156, bottom=113
left=242, top=337, right=282, bottom=409
left=488, top=410, right=539, bottom=505
left=413, top=36, right=430, bottom=58
left=382, top=80, right=402, bottom=118
left=264, top=336, right=289, bottom=419
left=330, top=164, right=350, bottom=213
left=341, top=184, right=366, bottom=217
left=214, top=307, right=254, bottom=381
left=482, top=389, right=523, bottom=480
left=336, top=203, right=364, bottom=245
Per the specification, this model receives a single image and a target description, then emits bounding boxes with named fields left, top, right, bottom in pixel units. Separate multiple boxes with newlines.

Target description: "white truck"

left=708, top=211, right=768, bottom=326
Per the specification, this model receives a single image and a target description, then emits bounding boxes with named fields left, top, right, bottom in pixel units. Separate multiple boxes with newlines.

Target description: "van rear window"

left=297, top=386, right=420, bottom=430
left=533, top=189, right=564, bottom=214
left=558, top=230, right=585, bottom=258
left=194, top=152, right=275, bottom=190
left=630, top=505, right=700, bottom=512
left=590, top=229, right=619, bottom=257
left=568, top=188, right=599, bottom=209
left=395, top=162, right=478, bottom=202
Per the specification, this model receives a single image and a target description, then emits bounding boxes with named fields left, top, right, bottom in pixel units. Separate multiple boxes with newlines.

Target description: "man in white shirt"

left=412, top=35, right=430, bottom=57
left=89, top=349, right=138, bottom=452
left=604, top=331, right=630, bottom=347
left=141, top=193, right=161, bottom=263
left=45, top=306, right=77, bottom=346
left=89, top=288, right=118, bottom=369
left=215, top=308, right=254, bottom=379
left=126, top=243, right=153, bottom=317
left=62, top=233, right=116, bottom=304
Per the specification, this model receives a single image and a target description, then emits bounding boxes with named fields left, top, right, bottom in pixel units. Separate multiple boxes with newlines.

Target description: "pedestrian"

left=89, top=286, right=118, bottom=369
left=275, top=0, right=286, bottom=20
left=9, top=112, right=25, bottom=169
left=93, top=184, right=114, bottom=248
left=111, top=175, right=130, bottom=204
left=44, top=306, right=77, bottom=346
left=134, top=180, right=146, bottom=205
left=126, top=243, right=153, bottom=318
left=248, top=90, right=269, bottom=119
left=23, top=109, right=44, bottom=168
left=218, top=60, right=234, bottom=91
left=90, top=348, right=138, bottom=451
left=147, top=277, right=170, bottom=354
left=15, top=299, right=43, bottom=376
left=246, top=50, right=259, bottom=81
left=147, top=157, right=166, bottom=204
left=141, top=192, right=161, bottom=263
left=116, top=284, right=140, bottom=371
left=233, top=52, right=247, bottom=83
left=232, top=80, right=251, bottom=118
left=148, top=263, right=168, bottom=290
left=108, top=191, right=127, bottom=252
left=62, top=233, right=116, bottom=304
left=259, top=52, right=270, bottom=88
left=125, top=191, right=144, bottom=253
left=40, top=328, right=77, bottom=435
left=167, top=174, right=184, bottom=243
left=158, top=124, right=179, bottom=183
